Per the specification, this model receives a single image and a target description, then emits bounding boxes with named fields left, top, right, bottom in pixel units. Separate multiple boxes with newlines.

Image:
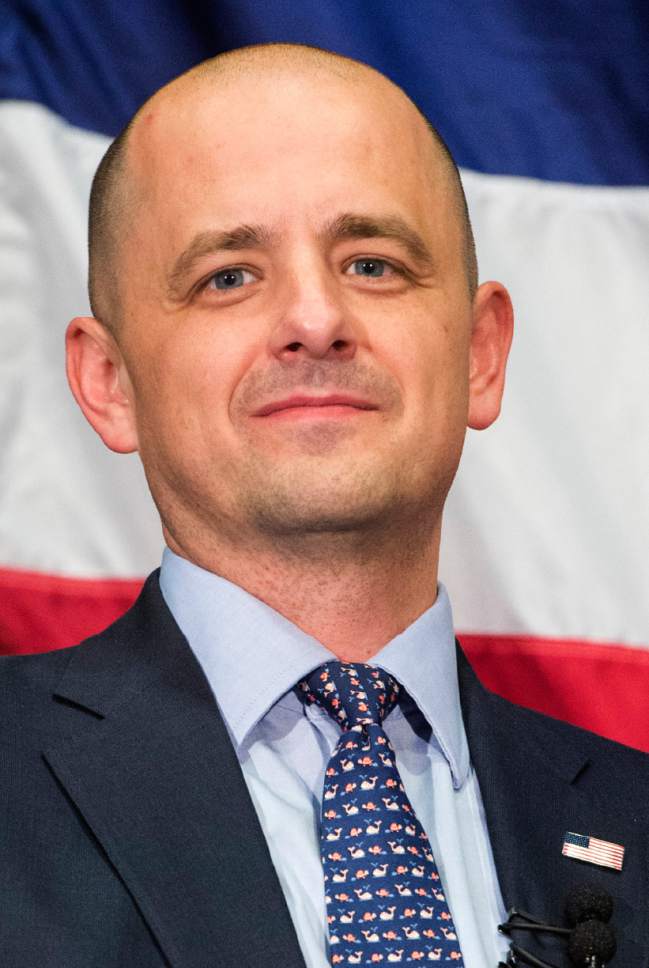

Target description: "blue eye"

left=210, top=267, right=254, bottom=289
left=351, top=259, right=389, bottom=277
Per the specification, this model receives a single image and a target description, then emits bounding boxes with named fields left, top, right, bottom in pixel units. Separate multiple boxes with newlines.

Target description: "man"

left=2, top=43, right=647, bottom=968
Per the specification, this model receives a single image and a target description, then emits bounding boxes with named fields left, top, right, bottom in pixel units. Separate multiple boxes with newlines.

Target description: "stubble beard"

left=147, top=415, right=461, bottom=574
left=232, top=445, right=452, bottom=568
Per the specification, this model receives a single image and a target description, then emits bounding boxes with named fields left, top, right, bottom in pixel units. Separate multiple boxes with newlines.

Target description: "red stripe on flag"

left=462, top=633, right=649, bottom=752
left=0, top=567, right=142, bottom=654
left=3, top=568, right=649, bottom=752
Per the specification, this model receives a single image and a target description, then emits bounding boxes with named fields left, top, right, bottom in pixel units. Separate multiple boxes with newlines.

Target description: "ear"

left=467, top=281, right=514, bottom=430
left=65, top=316, right=139, bottom=453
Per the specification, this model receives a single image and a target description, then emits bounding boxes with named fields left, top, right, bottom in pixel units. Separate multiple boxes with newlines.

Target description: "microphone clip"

left=497, top=884, right=617, bottom=967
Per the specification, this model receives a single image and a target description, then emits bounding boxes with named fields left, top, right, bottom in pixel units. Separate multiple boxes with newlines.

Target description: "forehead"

left=127, top=68, right=454, bottom=252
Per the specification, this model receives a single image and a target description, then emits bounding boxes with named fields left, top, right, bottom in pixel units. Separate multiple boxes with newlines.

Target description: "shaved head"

left=70, top=39, right=513, bottom=633
left=88, top=43, right=477, bottom=331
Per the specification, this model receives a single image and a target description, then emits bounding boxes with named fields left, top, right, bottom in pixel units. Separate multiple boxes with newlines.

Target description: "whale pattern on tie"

left=297, top=662, right=464, bottom=965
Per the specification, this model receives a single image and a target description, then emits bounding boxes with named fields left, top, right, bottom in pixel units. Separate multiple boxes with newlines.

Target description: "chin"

left=245, top=480, right=395, bottom=537
left=257, top=508, right=383, bottom=536
left=236, top=449, right=450, bottom=539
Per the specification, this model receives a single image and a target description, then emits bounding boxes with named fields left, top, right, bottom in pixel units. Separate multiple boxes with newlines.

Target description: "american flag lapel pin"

left=562, top=831, right=625, bottom=871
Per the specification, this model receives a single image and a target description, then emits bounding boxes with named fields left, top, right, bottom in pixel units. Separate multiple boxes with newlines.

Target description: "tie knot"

left=297, top=661, right=399, bottom=730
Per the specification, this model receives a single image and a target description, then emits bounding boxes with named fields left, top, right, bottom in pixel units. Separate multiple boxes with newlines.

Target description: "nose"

left=269, top=260, right=357, bottom=363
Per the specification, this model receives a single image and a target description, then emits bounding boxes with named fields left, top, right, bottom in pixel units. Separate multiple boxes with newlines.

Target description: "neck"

left=164, top=520, right=441, bottom=661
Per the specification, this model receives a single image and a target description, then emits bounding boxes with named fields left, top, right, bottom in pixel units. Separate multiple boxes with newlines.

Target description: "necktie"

left=297, top=661, right=464, bottom=966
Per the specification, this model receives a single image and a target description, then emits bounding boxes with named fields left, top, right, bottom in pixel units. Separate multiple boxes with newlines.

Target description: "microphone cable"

left=497, top=884, right=616, bottom=967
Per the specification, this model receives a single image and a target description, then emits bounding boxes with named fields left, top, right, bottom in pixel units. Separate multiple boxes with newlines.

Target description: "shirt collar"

left=159, top=548, right=334, bottom=746
left=159, top=547, right=469, bottom=787
left=371, top=586, right=470, bottom=788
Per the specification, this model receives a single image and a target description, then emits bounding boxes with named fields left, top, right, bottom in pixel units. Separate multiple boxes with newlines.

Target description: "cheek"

left=125, top=325, right=251, bottom=452
left=372, top=301, right=470, bottom=417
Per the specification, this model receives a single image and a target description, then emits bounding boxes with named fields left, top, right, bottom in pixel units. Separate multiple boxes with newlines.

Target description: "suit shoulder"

left=458, top=640, right=649, bottom=766
left=0, top=572, right=167, bottom=742
left=0, top=644, right=79, bottom=743
left=0, top=645, right=75, bottom=696
left=0, top=604, right=137, bottom=732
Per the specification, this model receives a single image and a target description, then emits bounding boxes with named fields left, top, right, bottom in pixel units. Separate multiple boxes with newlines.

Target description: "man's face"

left=103, top=68, right=489, bottom=551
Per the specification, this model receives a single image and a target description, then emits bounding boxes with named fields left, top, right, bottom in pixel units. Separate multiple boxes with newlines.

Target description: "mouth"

left=253, top=394, right=379, bottom=419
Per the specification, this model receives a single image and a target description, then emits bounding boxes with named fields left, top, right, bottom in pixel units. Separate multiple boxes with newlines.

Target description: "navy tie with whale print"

left=297, top=661, right=464, bottom=965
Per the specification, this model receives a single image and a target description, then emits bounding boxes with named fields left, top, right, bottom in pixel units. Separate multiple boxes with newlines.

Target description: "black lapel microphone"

left=497, top=884, right=616, bottom=967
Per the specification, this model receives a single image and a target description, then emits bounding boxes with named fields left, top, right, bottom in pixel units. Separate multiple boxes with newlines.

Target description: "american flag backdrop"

left=2, top=2, right=649, bottom=747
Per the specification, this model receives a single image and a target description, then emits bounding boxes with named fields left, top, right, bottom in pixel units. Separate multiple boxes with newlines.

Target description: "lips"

left=253, top=394, right=378, bottom=417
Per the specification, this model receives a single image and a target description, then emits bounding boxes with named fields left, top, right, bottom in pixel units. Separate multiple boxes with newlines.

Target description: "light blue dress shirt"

left=159, top=547, right=510, bottom=967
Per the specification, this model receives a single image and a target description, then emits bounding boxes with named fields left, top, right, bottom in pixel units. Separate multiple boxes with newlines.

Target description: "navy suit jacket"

left=2, top=572, right=648, bottom=967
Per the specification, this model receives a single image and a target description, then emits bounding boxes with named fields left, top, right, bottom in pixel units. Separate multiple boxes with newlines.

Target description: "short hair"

left=88, top=121, right=134, bottom=329
left=423, top=120, right=478, bottom=297
left=87, top=50, right=478, bottom=331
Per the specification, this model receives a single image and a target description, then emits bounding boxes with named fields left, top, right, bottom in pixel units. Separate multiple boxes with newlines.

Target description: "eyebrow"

left=320, top=213, right=435, bottom=271
left=167, top=224, right=274, bottom=297
left=166, top=211, right=434, bottom=298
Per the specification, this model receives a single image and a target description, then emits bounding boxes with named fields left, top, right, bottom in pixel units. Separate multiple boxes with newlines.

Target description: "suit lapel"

left=41, top=579, right=649, bottom=967
left=457, top=643, right=649, bottom=966
left=43, top=574, right=306, bottom=968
